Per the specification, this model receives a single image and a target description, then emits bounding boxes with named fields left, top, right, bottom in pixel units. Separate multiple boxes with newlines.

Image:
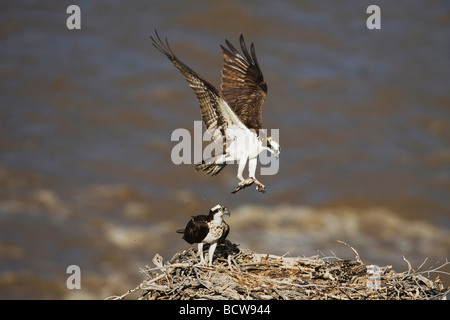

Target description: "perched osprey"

left=151, top=31, right=280, bottom=193
left=177, top=204, right=230, bottom=266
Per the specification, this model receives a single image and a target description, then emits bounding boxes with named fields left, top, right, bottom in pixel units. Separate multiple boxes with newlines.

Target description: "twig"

left=403, top=255, right=414, bottom=274
left=336, top=240, right=363, bottom=264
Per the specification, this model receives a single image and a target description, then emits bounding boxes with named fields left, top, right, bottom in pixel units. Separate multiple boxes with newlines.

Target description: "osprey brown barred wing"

left=220, top=34, right=267, bottom=131
left=151, top=31, right=244, bottom=146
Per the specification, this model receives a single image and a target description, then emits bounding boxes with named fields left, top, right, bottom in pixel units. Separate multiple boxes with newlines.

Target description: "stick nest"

left=108, top=241, right=449, bottom=300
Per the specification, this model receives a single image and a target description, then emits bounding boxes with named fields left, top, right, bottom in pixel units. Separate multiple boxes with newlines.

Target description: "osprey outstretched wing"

left=151, top=31, right=280, bottom=193
left=151, top=31, right=245, bottom=145
left=220, top=35, right=268, bottom=131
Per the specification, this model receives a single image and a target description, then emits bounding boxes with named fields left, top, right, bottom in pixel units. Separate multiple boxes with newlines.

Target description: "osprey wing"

left=180, top=215, right=210, bottom=244
left=220, top=34, right=267, bottom=131
left=151, top=31, right=246, bottom=146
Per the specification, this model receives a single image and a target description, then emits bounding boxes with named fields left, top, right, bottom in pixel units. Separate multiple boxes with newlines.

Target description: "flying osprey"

left=177, top=204, right=230, bottom=266
left=151, top=31, right=280, bottom=193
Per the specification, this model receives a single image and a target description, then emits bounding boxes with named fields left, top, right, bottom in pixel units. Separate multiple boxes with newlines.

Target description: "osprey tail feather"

left=195, top=162, right=227, bottom=176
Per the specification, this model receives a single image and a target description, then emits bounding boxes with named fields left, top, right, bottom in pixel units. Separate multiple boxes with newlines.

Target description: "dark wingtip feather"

left=150, top=29, right=175, bottom=60
left=239, top=34, right=251, bottom=61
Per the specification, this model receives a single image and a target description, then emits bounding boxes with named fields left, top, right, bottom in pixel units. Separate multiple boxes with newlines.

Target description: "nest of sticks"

left=108, top=241, right=449, bottom=300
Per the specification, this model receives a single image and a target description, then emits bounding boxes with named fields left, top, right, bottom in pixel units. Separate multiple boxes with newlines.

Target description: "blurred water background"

left=0, top=0, right=449, bottom=299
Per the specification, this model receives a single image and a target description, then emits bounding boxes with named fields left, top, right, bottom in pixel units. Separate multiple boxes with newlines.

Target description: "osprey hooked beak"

left=222, top=207, right=231, bottom=216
